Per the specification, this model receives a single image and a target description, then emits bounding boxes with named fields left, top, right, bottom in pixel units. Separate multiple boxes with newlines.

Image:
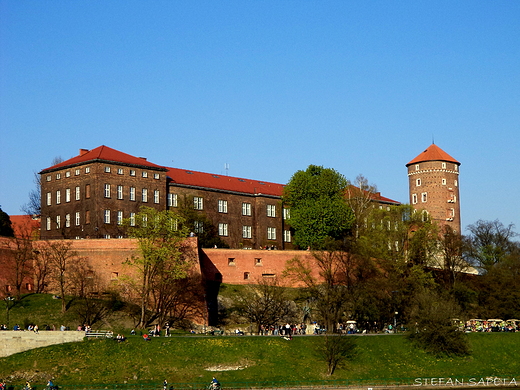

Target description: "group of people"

left=258, top=323, right=309, bottom=336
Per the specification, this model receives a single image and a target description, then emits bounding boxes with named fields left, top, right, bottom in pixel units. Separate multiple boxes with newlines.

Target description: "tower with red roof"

left=406, top=144, right=461, bottom=232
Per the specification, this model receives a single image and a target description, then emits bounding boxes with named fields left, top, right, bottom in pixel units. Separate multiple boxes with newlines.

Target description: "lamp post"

left=4, top=296, right=15, bottom=329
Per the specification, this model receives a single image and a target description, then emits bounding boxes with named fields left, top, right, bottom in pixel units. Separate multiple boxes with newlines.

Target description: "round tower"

left=406, top=144, right=461, bottom=233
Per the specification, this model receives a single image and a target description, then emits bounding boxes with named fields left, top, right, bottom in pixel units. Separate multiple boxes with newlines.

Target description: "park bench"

left=85, top=330, right=114, bottom=338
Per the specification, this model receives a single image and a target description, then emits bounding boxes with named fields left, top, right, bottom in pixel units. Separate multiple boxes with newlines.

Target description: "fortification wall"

left=0, top=330, right=84, bottom=357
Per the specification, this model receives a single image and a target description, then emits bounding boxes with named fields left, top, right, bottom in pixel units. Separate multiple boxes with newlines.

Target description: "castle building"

left=39, top=145, right=400, bottom=249
left=406, top=144, right=461, bottom=232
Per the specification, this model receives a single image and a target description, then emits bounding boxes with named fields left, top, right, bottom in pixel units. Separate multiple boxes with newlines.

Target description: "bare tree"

left=46, top=240, right=78, bottom=312
left=33, top=244, right=53, bottom=293
left=345, top=174, right=378, bottom=238
left=316, top=334, right=357, bottom=375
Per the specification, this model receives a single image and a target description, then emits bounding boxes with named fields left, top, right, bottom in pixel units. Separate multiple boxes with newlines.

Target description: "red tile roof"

left=10, top=215, right=40, bottom=238
left=40, top=145, right=167, bottom=173
left=406, top=144, right=460, bottom=166
left=166, top=167, right=285, bottom=197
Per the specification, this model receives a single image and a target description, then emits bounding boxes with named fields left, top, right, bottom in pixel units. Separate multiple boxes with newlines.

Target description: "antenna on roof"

left=224, top=163, right=229, bottom=176
left=432, top=135, right=435, bottom=144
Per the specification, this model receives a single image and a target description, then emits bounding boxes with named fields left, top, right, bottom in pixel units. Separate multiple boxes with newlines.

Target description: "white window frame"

left=218, top=223, right=229, bottom=236
left=130, top=212, right=136, bottom=226
left=154, top=173, right=160, bottom=179
left=194, top=197, right=203, bottom=210
left=168, top=193, right=178, bottom=207
left=154, top=190, right=160, bottom=204
left=104, top=184, right=111, bottom=198
left=117, top=168, right=124, bottom=175
left=65, top=188, right=71, bottom=203
left=56, top=215, right=61, bottom=229
left=65, top=214, right=71, bottom=228
left=142, top=171, right=148, bottom=178
left=284, top=230, right=291, bottom=243
left=117, top=211, right=123, bottom=225
left=267, top=227, right=276, bottom=240
left=267, top=204, right=276, bottom=217
left=56, top=190, right=61, bottom=204
left=283, top=208, right=290, bottom=220
left=47, top=192, right=52, bottom=206
left=130, top=187, right=136, bottom=201
left=218, top=200, right=228, bottom=213
left=421, top=192, right=428, bottom=203
left=242, top=202, right=251, bottom=216
left=75, top=186, right=80, bottom=201
left=75, top=212, right=80, bottom=226
left=117, top=185, right=123, bottom=200
left=142, top=188, right=148, bottom=203
left=46, top=217, right=51, bottom=230
left=416, top=178, right=421, bottom=186
left=75, top=169, right=80, bottom=176
left=194, top=220, right=204, bottom=233
left=130, top=169, right=136, bottom=176
left=242, top=225, right=252, bottom=239
left=412, top=194, right=418, bottom=204
left=105, top=166, right=111, bottom=173
left=104, top=210, right=111, bottom=224
left=85, top=166, right=90, bottom=174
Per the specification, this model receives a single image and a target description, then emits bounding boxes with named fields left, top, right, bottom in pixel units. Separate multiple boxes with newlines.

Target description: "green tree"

left=0, top=207, right=14, bottom=237
left=283, top=165, right=355, bottom=249
left=123, top=206, right=194, bottom=328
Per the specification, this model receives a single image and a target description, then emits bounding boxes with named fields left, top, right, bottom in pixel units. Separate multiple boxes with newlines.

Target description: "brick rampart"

left=0, top=330, right=84, bottom=357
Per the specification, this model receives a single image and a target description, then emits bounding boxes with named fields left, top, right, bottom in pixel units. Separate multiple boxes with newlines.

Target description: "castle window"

left=65, top=214, right=70, bottom=228
left=104, top=184, right=111, bottom=198
left=75, top=186, right=80, bottom=200
left=442, top=178, right=446, bottom=185
left=416, top=178, right=421, bottom=186
left=117, top=168, right=124, bottom=175
left=194, top=221, right=204, bottom=233
left=255, top=258, right=262, bottom=266
left=168, top=193, right=178, bottom=207
left=46, top=175, right=51, bottom=181
left=194, top=197, right=204, bottom=210
left=130, top=187, right=136, bottom=201
left=56, top=215, right=61, bottom=229
left=267, top=204, right=276, bottom=217
left=130, top=212, right=135, bottom=226
left=283, top=208, right=290, bottom=220
left=85, top=184, right=91, bottom=199
left=46, top=217, right=51, bottom=230
left=454, top=180, right=458, bottom=187
left=262, top=273, right=275, bottom=278
left=117, top=211, right=123, bottom=225
left=66, top=189, right=71, bottom=203
left=56, top=190, right=61, bottom=204
left=104, top=210, right=111, bottom=224
left=75, top=169, right=80, bottom=176
left=142, top=188, right=148, bottom=202
left=154, top=173, right=160, bottom=179
left=105, top=166, right=111, bottom=173
left=85, top=210, right=90, bottom=224
left=130, top=169, right=136, bottom=176
left=75, top=212, right=80, bottom=226
left=46, top=192, right=52, bottom=206
left=218, top=223, right=228, bottom=236
left=142, top=171, right=148, bottom=178
left=117, top=185, right=123, bottom=200
left=65, top=171, right=70, bottom=178
left=218, top=200, right=228, bottom=213
left=154, top=190, right=160, bottom=204
left=442, top=162, right=446, bottom=169
left=85, top=167, right=90, bottom=174
left=267, top=227, right=276, bottom=240
left=455, top=165, right=458, bottom=171
left=228, top=258, right=235, bottom=266
left=244, top=272, right=250, bottom=280
left=242, top=202, right=252, bottom=216
left=111, top=272, right=119, bottom=280
left=415, top=164, right=420, bottom=171
left=284, top=230, right=292, bottom=243
left=56, top=173, right=61, bottom=180
left=421, top=192, right=427, bottom=203
left=243, top=225, right=252, bottom=239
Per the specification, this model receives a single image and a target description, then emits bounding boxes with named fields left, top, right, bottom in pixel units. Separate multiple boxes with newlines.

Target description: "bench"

left=85, top=330, right=114, bottom=338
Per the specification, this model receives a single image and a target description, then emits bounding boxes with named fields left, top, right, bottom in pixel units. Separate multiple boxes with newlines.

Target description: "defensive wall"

left=0, top=330, right=84, bottom=357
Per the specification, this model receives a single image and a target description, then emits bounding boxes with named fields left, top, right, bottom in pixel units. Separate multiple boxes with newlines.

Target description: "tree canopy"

left=0, top=207, right=14, bottom=237
left=283, top=165, right=355, bottom=249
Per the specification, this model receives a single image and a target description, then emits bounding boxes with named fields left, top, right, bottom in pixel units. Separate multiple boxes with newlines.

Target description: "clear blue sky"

left=1, top=1, right=519, bottom=234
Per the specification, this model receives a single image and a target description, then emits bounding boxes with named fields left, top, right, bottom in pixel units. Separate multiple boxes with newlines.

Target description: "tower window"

left=416, top=178, right=421, bottom=186
left=421, top=192, right=427, bottom=203
left=415, top=164, right=420, bottom=171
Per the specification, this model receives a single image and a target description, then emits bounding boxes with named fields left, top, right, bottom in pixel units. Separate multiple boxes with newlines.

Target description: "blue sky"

left=1, top=1, right=519, bottom=234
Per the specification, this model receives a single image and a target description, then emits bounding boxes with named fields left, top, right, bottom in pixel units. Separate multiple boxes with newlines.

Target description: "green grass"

left=1, top=333, right=519, bottom=387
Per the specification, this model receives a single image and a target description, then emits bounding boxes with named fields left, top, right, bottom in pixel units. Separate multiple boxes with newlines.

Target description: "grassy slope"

left=0, top=333, right=519, bottom=386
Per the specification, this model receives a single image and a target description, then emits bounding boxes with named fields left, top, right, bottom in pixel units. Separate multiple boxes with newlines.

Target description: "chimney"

left=138, top=157, right=147, bottom=161
left=79, top=149, right=89, bottom=156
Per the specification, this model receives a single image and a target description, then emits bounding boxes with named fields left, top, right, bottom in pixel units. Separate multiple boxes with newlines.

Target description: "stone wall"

left=0, top=331, right=84, bottom=357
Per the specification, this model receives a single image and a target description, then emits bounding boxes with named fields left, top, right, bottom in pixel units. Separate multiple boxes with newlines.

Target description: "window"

left=65, top=214, right=71, bottom=228
left=154, top=173, right=160, bottom=179
left=267, top=227, right=276, bottom=240
left=117, top=211, right=123, bottom=225
left=154, top=190, right=160, bottom=204
left=284, top=230, right=291, bottom=243
left=244, top=272, right=250, bottom=280
left=85, top=210, right=90, bottom=224
left=421, top=192, right=427, bottom=203
left=262, top=273, right=276, bottom=278
left=194, top=197, right=203, bottom=210
left=85, top=167, right=90, bottom=174
left=194, top=221, right=204, bottom=233
left=104, top=184, right=111, bottom=198
left=130, top=212, right=136, bottom=226
left=56, top=173, right=61, bottom=180
left=56, top=215, right=61, bottom=229
left=218, top=223, right=228, bottom=236
left=46, top=175, right=51, bottom=181
left=65, top=188, right=71, bottom=203
left=104, top=210, right=111, bottom=224
left=242, top=202, right=251, bottom=216
left=283, top=208, right=290, bottom=220
left=75, top=169, right=80, bottom=176
left=242, top=225, right=252, bottom=239
left=46, top=217, right=51, bottom=230
left=168, top=193, right=178, bottom=207
left=75, top=186, right=80, bottom=201
left=117, top=168, right=124, bottom=175
left=65, top=171, right=70, bottom=178
left=455, top=165, right=458, bottom=171
left=130, top=169, right=136, bottom=176
left=255, top=258, right=262, bottom=266
left=412, top=194, right=418, bottom=204
left=130, top=187, right=136, bottom=201
left=416, top=178, right=421, bottom=186
left=228, top=258, right=235, bottom=266
left=142, top=188, right=148, bottom=202
left=455, top=180, right=458, bottom=187
left=56, top=190, right=61, bottom=204
left=267, top=205, right=276, bottom=217
left=415, top=164, right=420, bottom=171
left=142, top=171, right=148, bottom=178
left=218, top=200, right=228, bottom=213
left=442, top=178, right=446, bottom=185
left=442, top=162, right=446, bottom=169
left=105, top=166, right=111, bottom=173
left=46, top=192, right=52, bottom=206
left=75, top=212, right=80, bottom=226
left=117, top=185, right=123, bottom=200
left=85, top=184, right=91, bottom=198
